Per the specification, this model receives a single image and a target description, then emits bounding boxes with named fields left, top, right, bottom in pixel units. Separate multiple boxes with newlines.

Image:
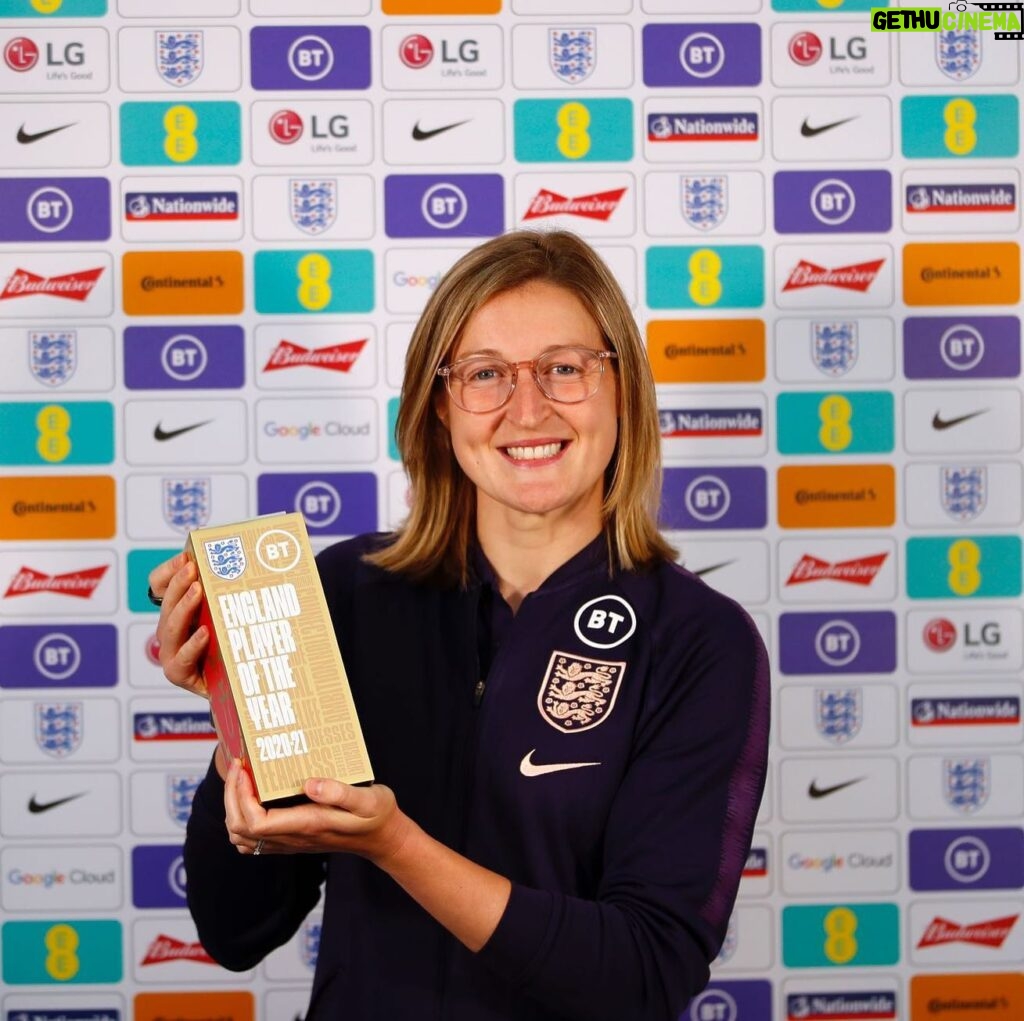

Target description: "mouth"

left=502, top=441, right=566, bottom=463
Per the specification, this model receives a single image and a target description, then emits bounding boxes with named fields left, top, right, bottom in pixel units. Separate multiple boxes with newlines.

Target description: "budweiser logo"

left=141, top=934, right=218, bottom=966
left=263, top=338, right=367, bottom=373
left=4, top=565, right=108, bottom=599
left=783, top=259, right=884, bottom=292
left=786, top=553, right=888, bottom=586
left=522, top=188, right=626, bottom=222
left=917, top=915, right=1018, bottom=950
left=0, top=267, right=104, bottom=302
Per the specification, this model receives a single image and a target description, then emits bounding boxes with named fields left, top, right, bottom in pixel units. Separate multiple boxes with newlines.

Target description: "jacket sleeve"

left=183, top=754, right=327, bottom=971
left=476, top=595, right=770, bottom=1020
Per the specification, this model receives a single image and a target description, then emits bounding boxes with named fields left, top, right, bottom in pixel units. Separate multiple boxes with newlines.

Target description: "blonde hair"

left=367, top=230, right=675, bottom=584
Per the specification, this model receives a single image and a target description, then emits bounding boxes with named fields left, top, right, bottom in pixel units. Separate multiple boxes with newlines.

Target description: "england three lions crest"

left=942, top=466, right=986, bottom=522
left=157, top=31, right=204, bottom=88
left=812, top=321, right=858, bottom=377
left=204, top=536, right=246, bottom=581
left=290, top=179, right=338, bottom=236
left=538, top=652, right=625, bottom=733
left=36, top=702, right=83, bottom=758
left=163, top=477, right=211, bottom=534
left=549, top=28, right=596, bottom=85
left=936, top=29, right=980, bottom=82
left=681, top=176, right=727, bottom=231
left=30, top=330, right=76, bottom=387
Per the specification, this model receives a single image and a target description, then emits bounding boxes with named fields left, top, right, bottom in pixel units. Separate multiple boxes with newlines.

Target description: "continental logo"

left=904, top=243, right=1020, bottom=306
left=0, top=475, right=115, bottom=540
left=910, top=971, right=1024, bottom=1020
left=778, top=465, right=896, bottom=529
left=122, top=251, right=244, bottom=315
left=135, top=990, right=255, bottom=1021
left=647, top=320, right=765, bottom=382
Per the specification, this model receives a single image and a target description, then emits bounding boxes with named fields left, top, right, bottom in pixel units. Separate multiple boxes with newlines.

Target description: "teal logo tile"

left=2, top=919, right=122, bottom=984
left=0, top=401, right=113, bottom=466
left=782, top=903, right=899, bottom=968
left=777, top=392, right=894, bottom=455
left=120, top=102, right=241, bottom=167
left=646, top=246, right=764, bottom=310
left=514, top=99, right=633, bottom=163
left=387, top=397, right=400, bottom=462
left=902, top=96, right=1019, bottom=159
left=907, top=536, right=1022, bottom=599
left=127, top=548, right=180, bottom=614
left=254, top=250, right=374, bottom=314
left=0, top=0, right=106, bottom=12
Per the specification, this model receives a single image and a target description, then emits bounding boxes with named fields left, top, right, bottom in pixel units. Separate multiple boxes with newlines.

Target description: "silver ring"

left=253, top=839, right=264, bottom=856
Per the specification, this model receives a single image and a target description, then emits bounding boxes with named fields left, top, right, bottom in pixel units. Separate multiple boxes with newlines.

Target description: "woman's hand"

left=224, top=760, right=412, bottom=867
left=148, top=550, right=210, bottom=699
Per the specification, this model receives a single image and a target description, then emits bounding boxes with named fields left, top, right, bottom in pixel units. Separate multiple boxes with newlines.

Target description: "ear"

left=434, top=387, right=450, bottom=430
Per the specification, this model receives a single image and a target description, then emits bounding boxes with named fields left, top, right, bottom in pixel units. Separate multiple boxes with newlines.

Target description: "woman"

left=149, top=230, right=769, bottom=1020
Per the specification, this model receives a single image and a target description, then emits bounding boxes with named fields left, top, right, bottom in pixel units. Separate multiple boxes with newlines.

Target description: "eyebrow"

left=452, top=343, right=601, bottom=360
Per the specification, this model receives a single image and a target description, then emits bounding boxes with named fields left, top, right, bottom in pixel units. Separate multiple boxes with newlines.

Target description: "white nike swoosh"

left=519, top=750, right=601, bottom=777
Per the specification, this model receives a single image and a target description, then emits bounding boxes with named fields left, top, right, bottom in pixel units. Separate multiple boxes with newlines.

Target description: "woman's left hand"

left=224, top=759, right=413, bottom=867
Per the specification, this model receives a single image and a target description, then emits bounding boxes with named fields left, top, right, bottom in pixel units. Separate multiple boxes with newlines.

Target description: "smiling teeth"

left=506, top=442, right=562, bottom=460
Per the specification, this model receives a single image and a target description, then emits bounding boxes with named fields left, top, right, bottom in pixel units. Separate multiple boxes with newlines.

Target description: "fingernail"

left=309, top=779, right=323, bottom=797
left=189, top=582, right=200, bottom=597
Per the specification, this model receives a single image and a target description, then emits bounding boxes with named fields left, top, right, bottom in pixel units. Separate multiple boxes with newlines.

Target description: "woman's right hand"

left=148, top=550, right=211, bottom=699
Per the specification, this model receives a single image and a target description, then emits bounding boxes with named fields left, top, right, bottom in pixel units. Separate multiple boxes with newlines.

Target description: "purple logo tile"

left=909, top=827, right=1024, bottom=891
left=0, top=624, right=117, bottom=688
left=774, top=171, right=892, bottom=234
left=257, top=472, right=378, bottom=536
left=683, top=980, right=773, bottom=1020
left=779, top=611, right=897, bottom=675
left=123, top=326, right=245, bottom=390
left=0, top=177, right=111, bottom=242
left=384, top=174, right=504, bottom=239
left=251, top=26, right=371, bottom=90
left=903, top=316, right=1021, bottom=380
left=643, top=24, right=761, bottom=87
left=132, top=844, right=188, bottom=908
left=660, top=467, right=767, bottom=530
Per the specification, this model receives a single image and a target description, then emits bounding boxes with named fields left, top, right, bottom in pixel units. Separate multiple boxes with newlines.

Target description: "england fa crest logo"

left=157, top=31, right=204, bottom=88
left=204, top=536, right=246, bottom=581
left=538, top=652, right=625, bottom=733
left=301, top=919, right=321, bottom=970
left=290, top=179, right=338, bottom=236
left=936, top=29, right=981, bottom=82
left=944, top=757, right=989, bottom=814
left=941, top=466, right=986, bottom=522
left=29, top=330, right=76, bottom=387
left=35, top=702, right=83, bottom=759
left=549, top=28, right=596, bottom=85
left=812, top=321, right=858, bottom=377
left=815, top=688, right=862, bottom=745
left=163, top=478, right=211, bottom=534
left=167, top=773, right=202, bottom=827
left=681, top=176, right=727, bottom=231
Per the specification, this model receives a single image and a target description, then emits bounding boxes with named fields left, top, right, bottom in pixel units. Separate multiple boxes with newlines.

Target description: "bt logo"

left=421, top=183, right=468, bottom=230
left=810, top=178, right=856, bottom=226
left=574, top=595, right=637, bottom=649
left=295, top=480, right=343, bottom=528
left=288, top=35, right=334, bottom=82
left=678, top=32, right=725, bottom=79
left=160, top=334, right=207, bottom=382
left=26, top=186, right=74, bottom=233
left=940, top=324, right=984, bottom=371
left=815, top=619, right=861, bottom=667
left=256, top=529, right=301, bottom=572
left=34, top=632, right=82, bottom=681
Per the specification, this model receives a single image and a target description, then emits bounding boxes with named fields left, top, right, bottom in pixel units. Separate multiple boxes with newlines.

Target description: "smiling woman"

left=149, top=229, right=770, bottom=1021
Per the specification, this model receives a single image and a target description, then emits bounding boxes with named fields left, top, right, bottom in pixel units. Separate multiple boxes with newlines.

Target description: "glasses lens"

left=535, top=348, right=603, bottom=403
left=448, top=357, right=513, bottom=412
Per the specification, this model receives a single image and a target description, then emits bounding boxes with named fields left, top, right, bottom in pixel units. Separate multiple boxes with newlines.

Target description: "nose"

left=504, top=363, right=551, bottom=423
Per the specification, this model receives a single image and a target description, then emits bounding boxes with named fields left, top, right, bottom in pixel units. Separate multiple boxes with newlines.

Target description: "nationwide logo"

left=263, top=338, right=367, bottom=373
left=786, top=553, right=888, bottom=586
left=0, top=267, right=104, bottom=302
left=786, top=991, right=896, bottom=1020
left=134, top=711, right=216, bottom=740
left=917, top=915, right=1018, bottom=949
left=744, top=847, right=768, bottom=878
left=141, top=934, right=218, bottom=966
left=783, top=259, right=884, bottom=292
left=906, top=184, right=1017, bottom=214
left=522, top=187, right=626, bottom=221
left=912, top=696, right=1021, bottom=727
left=647, top=112, right=759, bottom=143
left=659, top=407, right=763, bottom=438
left=4, top=566, right=108, bottom=599
left=125, top=191, right=240, bottom=223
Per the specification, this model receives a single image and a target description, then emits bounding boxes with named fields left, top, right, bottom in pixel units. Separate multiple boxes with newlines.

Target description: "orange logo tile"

left=903, top=242, right=1020, bottom=306
left=134, top=991, right=254, bottom=1021
left=122, top=250, right=244, bottom=315
left=383, top=0, right=499, bottom=10
left=647, top=319, right=765, bottom=383
left=911, top=972, right=1024, bottom=1020
left=778, top=464, right=895, bottom=528
left=0, top=475, right=116, bottom=540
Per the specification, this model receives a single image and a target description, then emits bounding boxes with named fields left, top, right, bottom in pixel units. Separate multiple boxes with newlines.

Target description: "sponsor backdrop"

left=0, top=0, right=1021, bottom=1018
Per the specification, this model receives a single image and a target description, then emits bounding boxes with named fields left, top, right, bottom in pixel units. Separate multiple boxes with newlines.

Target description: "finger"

left=305, top=777, right=376, bottom=818
left=147, top=550, right=190, bottom=602
left=226, top=759, right=267, bottom=837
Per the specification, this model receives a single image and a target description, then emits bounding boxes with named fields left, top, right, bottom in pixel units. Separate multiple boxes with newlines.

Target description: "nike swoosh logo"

left=411, top=119, right=470, bottom=141
left=800, top=116, right=857, bottom=138
left=520, top=750, right=600, bottom=778
left=694, top=560, right=737, bottom=578
left=808, top=777, right=864, bottom=799
left=17, top=123, right=75, bottom=144
left=153, top=420, right=213, bottom=442
left=932, top=409, right=987, bottom=431
left=28, top=792, right=86, bottom=814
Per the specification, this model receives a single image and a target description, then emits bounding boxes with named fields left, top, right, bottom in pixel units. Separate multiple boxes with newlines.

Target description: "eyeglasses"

left=437, top=346, right=617, bottom=414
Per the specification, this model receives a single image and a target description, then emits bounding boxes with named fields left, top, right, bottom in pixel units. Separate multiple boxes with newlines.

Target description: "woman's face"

left=437, top=280, right=619, bottom=533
